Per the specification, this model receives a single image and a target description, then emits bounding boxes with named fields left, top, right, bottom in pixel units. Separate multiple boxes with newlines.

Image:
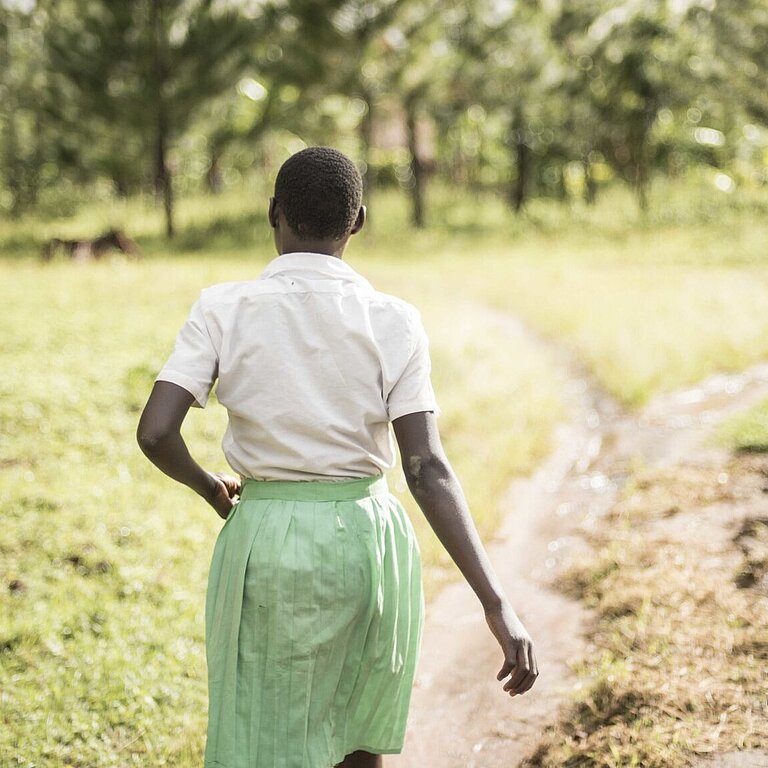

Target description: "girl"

left=137, top=146, right=537, bottom=768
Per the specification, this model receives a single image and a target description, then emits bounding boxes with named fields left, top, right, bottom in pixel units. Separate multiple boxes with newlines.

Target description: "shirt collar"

left=259, top=251, right=373, bottom=288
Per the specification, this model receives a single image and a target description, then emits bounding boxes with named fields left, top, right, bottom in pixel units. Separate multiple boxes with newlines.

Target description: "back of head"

left=274, top=146, right=363, bottom=241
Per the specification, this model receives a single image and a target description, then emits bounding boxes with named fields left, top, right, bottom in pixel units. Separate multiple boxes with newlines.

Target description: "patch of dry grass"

left=525, top=457, right=768, bottom=767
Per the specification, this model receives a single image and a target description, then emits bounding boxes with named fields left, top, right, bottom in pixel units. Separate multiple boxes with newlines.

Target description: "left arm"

left=136, top=380, right=239, bottom=520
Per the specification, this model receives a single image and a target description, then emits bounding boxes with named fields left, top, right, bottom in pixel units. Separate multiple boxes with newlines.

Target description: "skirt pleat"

left=204, top=476, right=424, bottom=768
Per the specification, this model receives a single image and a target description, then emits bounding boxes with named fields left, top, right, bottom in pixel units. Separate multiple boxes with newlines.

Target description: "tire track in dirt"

left=389, top=306, right=768, bottom=768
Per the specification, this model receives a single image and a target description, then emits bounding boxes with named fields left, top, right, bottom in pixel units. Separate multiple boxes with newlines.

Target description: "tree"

left=553, top=1, right=706, bottom=210
left=444, top=0, right=558, bottom=212
left=358, top=0, right=452, bottom=227
left=0, top=2, right=54, bottom=216
left=707, top=0, right=768, bottom=129
left=45, top=0, right=265, bottom=237
left=325, top=0, right=411, bottom=195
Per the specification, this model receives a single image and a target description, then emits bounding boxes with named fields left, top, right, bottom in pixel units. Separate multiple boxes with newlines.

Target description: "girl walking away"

left=137, top=146, right=538, bottom=768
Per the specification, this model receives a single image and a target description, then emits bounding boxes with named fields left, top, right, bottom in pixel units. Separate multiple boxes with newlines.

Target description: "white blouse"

left=155, top=251, right=440, bottom=480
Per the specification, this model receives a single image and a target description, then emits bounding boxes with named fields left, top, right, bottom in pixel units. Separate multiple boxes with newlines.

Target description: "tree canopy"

left=1, top=0, right=766, bottom=233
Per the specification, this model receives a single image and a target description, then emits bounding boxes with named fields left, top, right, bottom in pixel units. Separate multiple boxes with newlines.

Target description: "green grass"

left=472, top=257, right=768, bottom=406
left=716, top=398, right=768, bottom=453
left=3, top=179, right=768, bottom=764
left=370, top=181, right=768, bottom=408
left=0, top=251, right=562, bottom=764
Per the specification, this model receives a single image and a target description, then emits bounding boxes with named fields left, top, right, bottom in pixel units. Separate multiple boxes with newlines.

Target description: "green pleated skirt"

left=204, top=474, right=424, bottom=768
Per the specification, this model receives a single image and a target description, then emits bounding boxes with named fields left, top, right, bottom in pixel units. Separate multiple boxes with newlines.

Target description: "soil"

left=388, top=311, right=768, bottom=768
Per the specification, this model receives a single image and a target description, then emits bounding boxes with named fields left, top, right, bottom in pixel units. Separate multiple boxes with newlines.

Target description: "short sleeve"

left=386, top=311, right=441, bottom=422
left=155, top=297, right=218, bottom=408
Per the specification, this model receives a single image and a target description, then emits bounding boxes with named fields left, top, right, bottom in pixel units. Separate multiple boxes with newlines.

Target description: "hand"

left=207, top=472, right=241, bottom=520
left=484, top=601, right=538, bottom=697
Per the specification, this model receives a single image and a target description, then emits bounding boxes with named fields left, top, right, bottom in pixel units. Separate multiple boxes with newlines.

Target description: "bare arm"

left=136, top=381, right=239, bottom=519
left=392, top=410, right=538, bottom=696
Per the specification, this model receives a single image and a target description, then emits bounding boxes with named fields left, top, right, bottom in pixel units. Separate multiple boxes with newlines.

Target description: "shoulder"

left=198, top=280, right=255, bottom=305
left=364, top=289, right=427, bottom=347
left=194, top=280, right=264, bottom=318
left=365, top=288, right=421, bottom=319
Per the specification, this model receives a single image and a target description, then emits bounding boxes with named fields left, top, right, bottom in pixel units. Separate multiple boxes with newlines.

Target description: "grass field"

left=13, top=178, right=767, bottom=408
left=0, top=250, right=562, bottom=764
left=2, top=181, right=768, bottom=764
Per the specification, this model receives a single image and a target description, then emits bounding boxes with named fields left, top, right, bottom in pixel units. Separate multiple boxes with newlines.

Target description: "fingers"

left=528, top=643, right=539, bottom=681
left=500, top=642, right=539, bottom=696
left=215, top=496, right=236, bottom=521
left=221, top=475, right=238, bottom=493
left=510, top=667, right=537, bottom=696
left=212, top=472, right=241, bottom=498
left=502, top=645, right=529, bottom=694
left=509, top=645, right=538, bottom=695
left=497, top=657, right=514, bottom=681
left=211, top=478, right=239, bottom=520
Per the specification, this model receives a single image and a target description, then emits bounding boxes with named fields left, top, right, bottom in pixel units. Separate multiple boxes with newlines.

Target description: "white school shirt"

left=155, top=251, right=441, bottom=480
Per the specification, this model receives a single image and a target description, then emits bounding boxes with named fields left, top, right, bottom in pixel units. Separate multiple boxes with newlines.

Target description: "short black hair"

left=274, top=146, right=363, bottom=240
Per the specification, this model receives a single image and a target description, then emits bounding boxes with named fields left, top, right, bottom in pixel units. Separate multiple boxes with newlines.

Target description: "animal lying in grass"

left=41, top=229, right=141, bottom=262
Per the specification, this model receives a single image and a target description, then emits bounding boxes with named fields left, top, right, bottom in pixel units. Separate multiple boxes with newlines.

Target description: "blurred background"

left=1, top=0, right=766, bottom=236
left=2, top=1, right=768, bottom=766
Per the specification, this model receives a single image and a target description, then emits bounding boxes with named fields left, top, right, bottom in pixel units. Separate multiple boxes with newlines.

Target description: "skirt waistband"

left=239, top=475, right=389, bottom=502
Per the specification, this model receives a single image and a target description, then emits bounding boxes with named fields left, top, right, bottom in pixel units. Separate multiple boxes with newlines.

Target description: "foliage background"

left=2, top=0, right=768, bottom=231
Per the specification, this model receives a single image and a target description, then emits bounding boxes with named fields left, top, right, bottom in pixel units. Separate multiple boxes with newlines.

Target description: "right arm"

left=392, top=410, right=539, bottom=697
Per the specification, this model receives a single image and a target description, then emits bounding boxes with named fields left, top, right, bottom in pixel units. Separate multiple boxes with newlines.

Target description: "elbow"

left=403, top=453, right=452, bottom=497
left=136, top=428, right=159, bottom=455
left=136, top=425, right=171, bottom=456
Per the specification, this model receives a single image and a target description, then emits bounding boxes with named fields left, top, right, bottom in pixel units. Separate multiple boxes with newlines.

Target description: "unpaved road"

left=389, top=308, right=768, bottom=768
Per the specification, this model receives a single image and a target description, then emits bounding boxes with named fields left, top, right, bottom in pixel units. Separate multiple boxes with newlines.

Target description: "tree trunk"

left=583, top=153, right=597, bottom=205
left=509, top=111, right=528, bottom=213
left=3, top=109, right=23, bottom=218
left=113, top=175, right=129, bottom=197
left=635, top=163, right=648, bottom=211
left=26, top=111, right=42, bottom=209
left=3, top=13, right=23, bottom=217
left=206, top=146, right=223, bottom=194
left=151, top=0, right=174, bottom=239
left=633, top=103, right=656, bottom=213
left=635, top=142, right=648, bottom=213
left=404, top=96, right=425, bottom=229
left=359, top=89, right=375, bottom=196
left=634, top=132, right=649, bottom=212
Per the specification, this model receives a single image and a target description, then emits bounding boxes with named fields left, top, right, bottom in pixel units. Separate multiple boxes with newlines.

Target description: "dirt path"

left=389, top=309, right=768, bottom=768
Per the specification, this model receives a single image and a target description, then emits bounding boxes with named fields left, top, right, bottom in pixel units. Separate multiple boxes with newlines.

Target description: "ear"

left=268, top=197, right=279, bottom=229
left=350, top=205, right=366, bottom=235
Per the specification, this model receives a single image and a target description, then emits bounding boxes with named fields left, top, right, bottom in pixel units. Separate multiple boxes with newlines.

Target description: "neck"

left=279, top=238, right=346, bottom=258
